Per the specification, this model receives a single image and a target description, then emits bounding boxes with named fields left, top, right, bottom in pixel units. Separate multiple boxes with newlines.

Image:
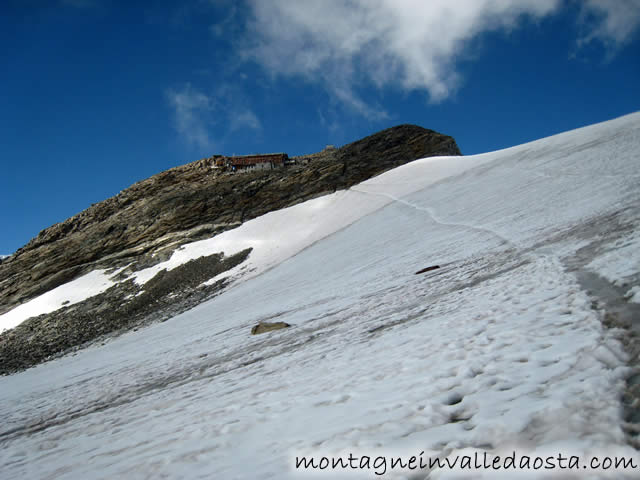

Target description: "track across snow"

left=350, top=187, right=516, bottom=247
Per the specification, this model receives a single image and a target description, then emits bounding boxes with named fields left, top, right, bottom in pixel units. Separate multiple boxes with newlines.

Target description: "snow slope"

left=1, top=112, right=640, bottom=479
left=0, top=144, right=497, bottom=332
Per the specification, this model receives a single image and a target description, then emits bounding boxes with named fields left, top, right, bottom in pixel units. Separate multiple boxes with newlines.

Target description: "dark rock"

left=415, top=265, right=440, bottom=274
left=251, top=322, right=291, bottom=335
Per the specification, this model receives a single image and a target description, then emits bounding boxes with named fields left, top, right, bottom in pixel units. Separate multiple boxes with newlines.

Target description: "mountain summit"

left=0, top=124, right=460, bottom=373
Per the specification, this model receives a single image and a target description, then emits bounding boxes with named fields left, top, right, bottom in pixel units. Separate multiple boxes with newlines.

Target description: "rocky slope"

left=0, top=124, right=460, bottom=374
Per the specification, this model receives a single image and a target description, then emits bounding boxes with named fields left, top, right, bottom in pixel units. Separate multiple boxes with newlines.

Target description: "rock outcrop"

left=0, top=124, right=460, bottom=374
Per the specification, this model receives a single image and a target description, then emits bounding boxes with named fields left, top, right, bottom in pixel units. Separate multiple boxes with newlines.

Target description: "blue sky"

left=1, top=0, right=639, bottom=255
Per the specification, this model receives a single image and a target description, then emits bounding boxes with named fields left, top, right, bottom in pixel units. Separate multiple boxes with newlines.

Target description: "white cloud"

left=244, top=0, right=561, bottom=105
left=231, top=110, right=262, bottom=132
left=578, top=0, right=640, bottom=48
left=166, top=83, right=262, bottom=151
left=243, top=0, right=640, bottom=112
left=166, top=84, right=216, bottom=150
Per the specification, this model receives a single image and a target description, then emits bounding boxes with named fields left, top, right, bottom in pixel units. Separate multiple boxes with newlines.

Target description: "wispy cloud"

left=166, top=83, right=262, bottom=151
left=242, top=0, right=640, bottom=113
left=209, top=2, right=240, bottom=37
left=578, top=0, right=640, bottom=50
left=166, top=84, right=216, bottom=151
left=231, top=110, right=262, bottom=132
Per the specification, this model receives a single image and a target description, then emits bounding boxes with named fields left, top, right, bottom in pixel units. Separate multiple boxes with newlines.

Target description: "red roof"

left=230, top=153, right=288, bottom=166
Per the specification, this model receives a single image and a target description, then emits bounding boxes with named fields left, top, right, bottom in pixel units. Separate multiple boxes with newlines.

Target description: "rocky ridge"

left=0, top=124, right=460, bottom=374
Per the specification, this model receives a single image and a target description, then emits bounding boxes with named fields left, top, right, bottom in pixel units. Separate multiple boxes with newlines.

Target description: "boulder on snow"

left=251, top=321, right=291, bottom=335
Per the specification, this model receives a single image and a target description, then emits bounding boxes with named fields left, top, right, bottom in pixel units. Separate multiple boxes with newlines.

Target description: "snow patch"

left=0, top=270, right=116, bottom=333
